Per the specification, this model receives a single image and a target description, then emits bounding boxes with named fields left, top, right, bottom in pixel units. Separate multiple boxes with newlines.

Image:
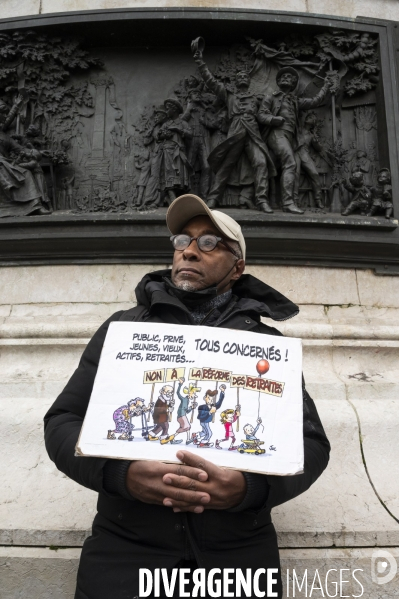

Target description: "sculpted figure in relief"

left=155, top=98, right=193, bottom=206
left=258, top=67, right=332, bottom=214
left=367, top=168, right=393, bottom=219
left=293, top=112, right=332, bottom=210
left=192, top=43, right=277, bottom=213
left=0, top=97, right=50, bottom=217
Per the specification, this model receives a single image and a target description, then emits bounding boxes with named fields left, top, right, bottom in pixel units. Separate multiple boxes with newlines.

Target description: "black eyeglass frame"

left=170, top=234, right=239, bottom=258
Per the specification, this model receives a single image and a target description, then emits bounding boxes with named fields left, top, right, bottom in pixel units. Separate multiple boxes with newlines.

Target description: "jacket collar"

left=135, top=269, right=299, bottom=323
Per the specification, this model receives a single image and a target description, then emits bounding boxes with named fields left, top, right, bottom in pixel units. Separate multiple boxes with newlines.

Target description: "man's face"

left=277, top=73, right=297, bottom=92
left=351, top=172, right=363, bottom=187
left=190, top=91, right=201, bottom=103
left=245, top=425, right=254, bottom=435
left=236, top=72, right=250, bottom=89
left=171, top=215, right=244, bottom=293
left=154, top=111, right=166, bottom=125
left=187, top=76, right=198, bottom=88
left=162, top=386, right=173, bottom=400
left=378, top=170, right=390, bottom=185
left=205, top=395, right=213, bottom=405
left=165, top=102, right=177, bottom=118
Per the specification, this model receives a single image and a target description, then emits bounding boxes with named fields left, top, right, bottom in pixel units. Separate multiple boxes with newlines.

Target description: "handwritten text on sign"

left=189, top=367, right=231, bottom=383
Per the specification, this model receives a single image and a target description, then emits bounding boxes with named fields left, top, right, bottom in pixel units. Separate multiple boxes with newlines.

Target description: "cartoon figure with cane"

left=148, top=385, right=175, bottom=444
left=129, top=397, right=154, bottom=441
left=107, top=397, right=153, bottom=441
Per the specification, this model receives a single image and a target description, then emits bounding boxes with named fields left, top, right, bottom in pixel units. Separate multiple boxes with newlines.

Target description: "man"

left=155, top=98, right=193, bottom=205
left=193, top=46, right=277, bottom=212
left=259, top=66, right=331, bottom=214
left=182, top=87, right=212, bottom=198
left=340, top=171, right=372, bottom=216
left=148, top=384, right=175, bottom=444
left=293, top=111, right=332, bottom=210
left=193, top=386, right=226, bottom=448
left=44, top=193, right=330, bottom=599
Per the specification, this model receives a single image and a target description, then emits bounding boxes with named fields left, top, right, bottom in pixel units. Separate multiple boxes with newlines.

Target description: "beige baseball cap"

left=166, top=194, right=246, bottom=260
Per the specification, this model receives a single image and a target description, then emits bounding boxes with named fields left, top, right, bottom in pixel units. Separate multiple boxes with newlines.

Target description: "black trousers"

left=75, top=510, right=283, bottom=599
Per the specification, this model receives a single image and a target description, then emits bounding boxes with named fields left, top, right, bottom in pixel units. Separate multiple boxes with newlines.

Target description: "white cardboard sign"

left=77, top=322, right=303, bottom=476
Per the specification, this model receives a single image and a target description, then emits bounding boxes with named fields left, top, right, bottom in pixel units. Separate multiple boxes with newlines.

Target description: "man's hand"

left=126, top=460, right=210, bottom=513
left=14, top=94, right=24, bottom=107
left=163, top=451, right=246, bottom=512
left=178, top=377, right=185, bottom=384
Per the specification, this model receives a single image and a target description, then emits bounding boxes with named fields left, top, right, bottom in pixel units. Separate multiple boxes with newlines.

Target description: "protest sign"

left=76, top=322, right=303, bottom=475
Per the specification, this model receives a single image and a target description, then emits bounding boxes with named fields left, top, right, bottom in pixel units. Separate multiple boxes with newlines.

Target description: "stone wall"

left=3, top=0, right=399, bottom=21
left=1, top=263, right=399, bottom=597
left=1, top=2, right=399, bottom=598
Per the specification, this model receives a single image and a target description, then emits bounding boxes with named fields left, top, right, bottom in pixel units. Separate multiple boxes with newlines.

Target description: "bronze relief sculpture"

left=0, top=24, right=392, bottom=220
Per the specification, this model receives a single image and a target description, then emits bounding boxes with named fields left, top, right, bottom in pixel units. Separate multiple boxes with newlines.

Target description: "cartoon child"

left=148, top=385, right=176, bottom=444
left=215, top=405, right=241, bottom=451
left=192, top=385, right=226, bottom=448
left=174, top=377, right=199, bottom=445
left=239, top=417, right=263, bottom=450
left=107, top=397, right=152, bottom=440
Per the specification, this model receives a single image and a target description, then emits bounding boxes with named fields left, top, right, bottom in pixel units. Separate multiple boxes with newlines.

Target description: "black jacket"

left=44, top=270, right=330, bottom=599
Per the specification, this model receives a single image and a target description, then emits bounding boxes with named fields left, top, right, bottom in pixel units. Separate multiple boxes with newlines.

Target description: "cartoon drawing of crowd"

left=106, top=369, right=267, bottom=455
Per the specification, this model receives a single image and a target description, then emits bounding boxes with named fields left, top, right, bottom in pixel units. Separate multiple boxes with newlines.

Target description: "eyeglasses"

left=170, top=234, right=238, bottom=257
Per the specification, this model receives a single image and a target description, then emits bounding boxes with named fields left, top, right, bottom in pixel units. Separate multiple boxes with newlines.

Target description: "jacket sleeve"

left=197, top=61, right=228, bottom=103
left=263, top=382, right=330, bottom=510
left=298, top=84, right=328, bottom=111
left=215, top=390, right=225, bottom=409
left=176, top=382, right=185, bottom=402
left=256, top=323, right=330, bottom=511
left=43, top=312, right=125, bottom=494
left=257, top=95, right=275, bottom=126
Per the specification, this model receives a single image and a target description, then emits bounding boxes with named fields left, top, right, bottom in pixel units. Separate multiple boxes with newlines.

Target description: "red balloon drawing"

left=256, top=359, right=270, bottom=376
